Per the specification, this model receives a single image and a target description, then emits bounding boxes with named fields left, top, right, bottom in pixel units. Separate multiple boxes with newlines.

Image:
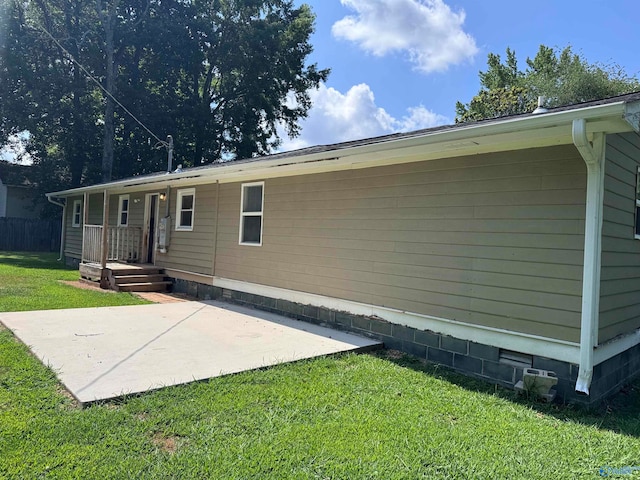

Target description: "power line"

left=36, top=20, right=169, bottom=148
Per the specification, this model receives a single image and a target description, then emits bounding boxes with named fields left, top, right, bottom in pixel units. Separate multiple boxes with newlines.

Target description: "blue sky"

left=279, top=0, right=640, bottom=150
left=4, top=0, right=640, bottom=162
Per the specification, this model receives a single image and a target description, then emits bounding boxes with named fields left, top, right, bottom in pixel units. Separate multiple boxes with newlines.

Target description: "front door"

left=143, top=193, right=159, bottom=264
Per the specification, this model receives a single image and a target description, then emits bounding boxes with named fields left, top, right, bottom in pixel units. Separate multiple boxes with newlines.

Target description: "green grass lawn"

left=0, top=251, right=149, bottom=312
left=1, top=252, right=640, bottom=478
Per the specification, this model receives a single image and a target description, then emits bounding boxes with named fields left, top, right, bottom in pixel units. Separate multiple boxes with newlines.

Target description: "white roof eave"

left=47, top=100, right=633, bottom=198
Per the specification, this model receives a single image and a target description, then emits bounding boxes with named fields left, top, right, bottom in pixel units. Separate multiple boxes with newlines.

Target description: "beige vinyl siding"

left=64, top=193, right=105, bottom=257
left=599, top=132, right=640, bottom=343
left=215, top=145, right=587, bottom=343
left=107, top=193, right=145, bottom=228
left=64, top=195, right=83, bottom=257
left=156, top=183, right=217, bottom=275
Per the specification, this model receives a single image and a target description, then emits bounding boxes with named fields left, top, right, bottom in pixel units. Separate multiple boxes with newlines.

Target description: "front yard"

left=1, top=252, right=640, bottom=478
left=0, top=252, right=149, bottom=312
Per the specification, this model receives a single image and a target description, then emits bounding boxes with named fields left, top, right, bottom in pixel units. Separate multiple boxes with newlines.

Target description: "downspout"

left=572, top=119, right=606, bottom=395
left=47, top=195, right=66, bottom=261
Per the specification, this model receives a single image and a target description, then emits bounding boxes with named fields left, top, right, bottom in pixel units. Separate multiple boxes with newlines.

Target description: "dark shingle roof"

left=0, top=161, right=33, bottom=186
left=182, top=90, right=640, bottom=172
left=55, top=90, right=640, bottom=193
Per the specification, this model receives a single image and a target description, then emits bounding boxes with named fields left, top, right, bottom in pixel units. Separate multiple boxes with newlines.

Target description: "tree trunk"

left=69, top=0, right=85, bottom=187
left=100, top=0, right=119, bottom=183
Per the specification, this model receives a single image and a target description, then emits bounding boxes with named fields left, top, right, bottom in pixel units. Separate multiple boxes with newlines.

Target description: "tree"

left=0, top=0, right=328, bottom=196
left=96, top=0, right=121, bottom=182
left=456, top=45, right=640, bottom=123
left=0, top=0, right=104, bottom=188
left=177, top=0, right=328, bottom=164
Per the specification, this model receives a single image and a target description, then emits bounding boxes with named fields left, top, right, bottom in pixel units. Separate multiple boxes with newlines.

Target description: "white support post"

left=81, top=192, right=89, bottom=263
left=100, top=190, right=110, bottom=288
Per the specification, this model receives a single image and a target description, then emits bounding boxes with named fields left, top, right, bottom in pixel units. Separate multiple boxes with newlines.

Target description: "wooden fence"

left=0, top=217, right=62, bottom=252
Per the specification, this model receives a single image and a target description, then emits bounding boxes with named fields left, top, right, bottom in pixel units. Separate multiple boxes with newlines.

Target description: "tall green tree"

left=180, top=0, right=328, bottom=164
left=0, top=0, right=328, bottom=196
left=0, top=0, right=103, bottom=189
left=456, top=45, right=640, bottom=123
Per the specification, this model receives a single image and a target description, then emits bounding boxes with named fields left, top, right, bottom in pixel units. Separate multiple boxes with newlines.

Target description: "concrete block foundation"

left=171, top=278, right=639, bottom=407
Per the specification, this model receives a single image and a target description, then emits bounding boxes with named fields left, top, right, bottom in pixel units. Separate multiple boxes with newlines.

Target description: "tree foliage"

left=456, top=45, right=640, bottom=123
left=1, top=0, right=103, bottom=190
left=0, top=0, right=328, bottom=210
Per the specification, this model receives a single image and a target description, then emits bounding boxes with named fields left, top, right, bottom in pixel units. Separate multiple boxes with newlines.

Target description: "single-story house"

left=47, top=92, right=640, bottom=404
left=0, top=160, right=41, bottom=219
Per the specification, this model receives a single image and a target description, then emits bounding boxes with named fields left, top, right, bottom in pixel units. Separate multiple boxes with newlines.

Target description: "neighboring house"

left=47, top=93, right=640, bottom=405
left=0, top=160, right=41, bottom=219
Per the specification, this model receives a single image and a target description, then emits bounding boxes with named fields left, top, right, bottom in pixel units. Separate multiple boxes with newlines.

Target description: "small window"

left=239, top=182, right=264, bottom=246
left=636, top=167, right=640, bottom=239
left=176, top=188, right=195, bottom=231
left=72, top=200, right=82, bottom=227
left=118, top=195, right=130, bottom=227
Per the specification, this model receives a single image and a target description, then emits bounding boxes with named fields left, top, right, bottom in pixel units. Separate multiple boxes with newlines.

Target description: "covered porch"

left=79, top=189, right=169, bottom=292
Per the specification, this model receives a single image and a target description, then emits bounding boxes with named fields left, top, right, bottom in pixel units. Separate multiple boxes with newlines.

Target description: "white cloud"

left=277, top=83, right=449, bottom=152
left=332, top=0, right=478, bottom=73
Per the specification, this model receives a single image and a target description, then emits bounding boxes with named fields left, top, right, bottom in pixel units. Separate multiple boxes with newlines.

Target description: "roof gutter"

left=572, top=118, right=606, bottom=395
left=46, top=100, right=630, bottom=199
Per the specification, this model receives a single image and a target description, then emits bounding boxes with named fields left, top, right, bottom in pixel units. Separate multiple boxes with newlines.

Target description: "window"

left=239, top=182, right=264, bottom=245
left=176, top=188, right=195, bottom=231
left=118, top=195, right=130, bottom=227
left=636, top=167, right=640, bottom=239
left=72, top=200, right=82, bottom=227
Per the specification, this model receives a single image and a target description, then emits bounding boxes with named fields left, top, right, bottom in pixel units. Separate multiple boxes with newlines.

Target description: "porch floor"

left=83, top=262, right=157, bottom=271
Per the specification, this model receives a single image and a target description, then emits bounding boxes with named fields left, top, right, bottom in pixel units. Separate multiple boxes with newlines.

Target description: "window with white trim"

left=175, top=188, right=195, bottom=231
left=72, top=200, right=82, bottom=227
left=239, top=182, right=264, bottom=246
left=635, top=167, right=640, bottom=238
left=118, top=195, right=130, bottom=227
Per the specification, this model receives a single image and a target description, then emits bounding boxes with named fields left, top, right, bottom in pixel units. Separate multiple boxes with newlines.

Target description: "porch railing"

left=82, top=225, right=103, bottom=264
left=82, top=225, right=142, bottom=264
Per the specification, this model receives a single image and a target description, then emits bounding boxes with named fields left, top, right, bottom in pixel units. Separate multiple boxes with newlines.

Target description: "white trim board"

left=594, top=329, right=640, bottom=365
left=47, top=99, right=638, bottom=199
left=210, top=276, right=581, bottom=364
left=167, top=273, right=640, bottom=368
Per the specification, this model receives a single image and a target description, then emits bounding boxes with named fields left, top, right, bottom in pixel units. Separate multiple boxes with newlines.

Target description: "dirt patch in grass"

left=379, top=349, right=405, bottom=360
left=152, top=432, right=181, bottom=454
left=59, top=280, right=194, bottom=304
left=59, top=280, right=116, bottom=293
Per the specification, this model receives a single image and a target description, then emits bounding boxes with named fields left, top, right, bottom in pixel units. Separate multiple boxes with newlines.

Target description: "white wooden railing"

left=82, top=225, right=103, bottom=264
left=108, top=226, right=142, bottom=262
left=82, top=225, right=142, bottom=264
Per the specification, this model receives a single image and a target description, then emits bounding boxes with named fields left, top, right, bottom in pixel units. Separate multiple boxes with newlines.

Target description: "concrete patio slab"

left=0, top=301, right=381, bottom=405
